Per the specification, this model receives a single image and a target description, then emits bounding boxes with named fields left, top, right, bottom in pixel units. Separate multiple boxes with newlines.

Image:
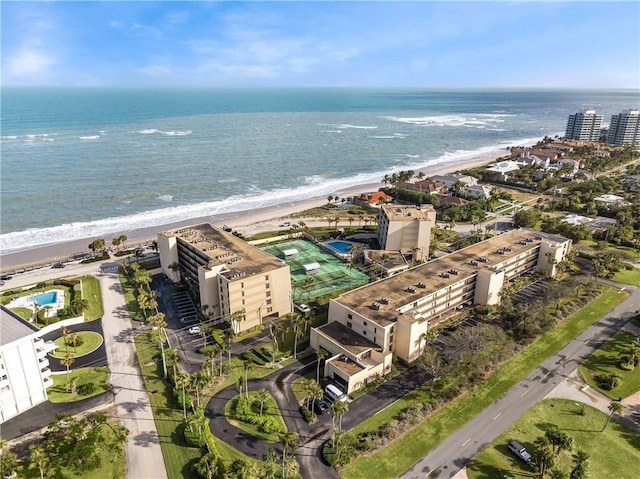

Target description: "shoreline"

left=0, top=151, right=507, bottom=270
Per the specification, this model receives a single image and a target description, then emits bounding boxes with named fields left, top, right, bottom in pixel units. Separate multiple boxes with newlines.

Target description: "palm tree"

left=602, top=401, right=623, bottom=431
left=327, top=195, right=334, bottom=204
left=255, top=388, right=270, bottom=416
left=168, top=261, right=181, bottom=282
left=28, top=443, right=50, bottom=479
left=280, top=431, right=300, bottom=479
left=111, top=237, right=121, bottom=251
left=193, top=452, right=219, bottom=479
left=61, top=354, right=75, bottom=381
left=243, top=361, right=251, bottom=398
left=148, top=312, right=168, bottom=378
left=331, top=399, right=349, bottom=433
left=230, top=308, right=246, bottom=335
left=306, top=379, right=323, bottom=411
left=118, top=234, right=128, bottom=250
left=533, top=435, right=556, bottom=477
left=291, top=313, right=304, bottom=359
left=570, top=450, right=590, bottom=479
left=316, top=348, right=329, bottom=383
left=68, top=333, right=81, bottom=353
left=175, top=372, right=191, bottom=419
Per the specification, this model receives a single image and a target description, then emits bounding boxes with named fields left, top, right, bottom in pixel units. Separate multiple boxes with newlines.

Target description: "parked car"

left=0, top=274, right=12, bottom=281
left=508, top=440, right=532, bottom=464
left=313, top=399, right=330, bottom=415
left=296, top=303, right=312, bottom=313
left=188, top=326, right=201, bottom=335
left=52, top=262, right=65, bottom=269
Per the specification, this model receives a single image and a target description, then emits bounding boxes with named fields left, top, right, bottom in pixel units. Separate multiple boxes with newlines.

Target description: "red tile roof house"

left=354, top=191, right=393, bottom=207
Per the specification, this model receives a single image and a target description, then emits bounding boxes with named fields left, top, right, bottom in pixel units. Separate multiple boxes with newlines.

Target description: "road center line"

left=492, top=412, right=502, bottom=420
left=520, top=390, right=528, bottom=398
left=461, top=438, right=471, bottom=447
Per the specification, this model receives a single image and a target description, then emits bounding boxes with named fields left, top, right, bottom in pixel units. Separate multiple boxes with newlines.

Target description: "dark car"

left=0, top=275, right=12, bottom=281
left=313, top=399, right=330, bottom=415
left=52, top=262, right=66, bottom=269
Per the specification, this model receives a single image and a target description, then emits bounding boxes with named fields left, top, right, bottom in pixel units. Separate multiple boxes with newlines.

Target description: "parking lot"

left=511, top=279, right=551, bottom=305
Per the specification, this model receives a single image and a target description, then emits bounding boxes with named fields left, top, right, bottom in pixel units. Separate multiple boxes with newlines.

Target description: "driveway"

left=43, top=318, right=108, bottom=371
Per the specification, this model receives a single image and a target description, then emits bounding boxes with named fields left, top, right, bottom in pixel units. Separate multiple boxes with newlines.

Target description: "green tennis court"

left=260, top=239, right=369, bottom=300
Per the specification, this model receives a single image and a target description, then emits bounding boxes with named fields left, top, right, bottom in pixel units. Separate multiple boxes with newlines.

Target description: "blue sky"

left=2, top=1, right=639, bottom=88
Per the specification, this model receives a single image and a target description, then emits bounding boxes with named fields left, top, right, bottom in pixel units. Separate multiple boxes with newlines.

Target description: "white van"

left=324, top=384, right=347, bottom=403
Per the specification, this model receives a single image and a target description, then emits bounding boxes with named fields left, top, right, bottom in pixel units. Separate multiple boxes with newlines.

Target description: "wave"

left=320, top=123, right=378, bottom=130
left=0, top=135, right=543, bottom=254
left=157, top=194, right=174, bottom=202
left=370, top=135, right=404, bottom=139
left=79, top=135, right=100, bottom=140
left=136, top=128, right=192, bottom=136
left=383, top=113, right=514, bottom=129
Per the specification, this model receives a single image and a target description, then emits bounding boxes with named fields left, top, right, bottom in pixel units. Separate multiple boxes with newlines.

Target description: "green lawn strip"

left=81, top=275, right=104, bottom=320
left=15, top=422, right=126, bottom=479
left=341, top=287, right=626, bottom=479
left=134, top=333, right=201, bottom=479
left=10, top=306, right=32, bottom=320
left=291, top=371, right=317, bottom=403
left=225, top=392, right=287, bottom=443
left=467, top=399, right=640, bottom=479
left=613, top=267, right=640, bottom=287
left=119, top=273, right=144, bottom=322
left=579, top=330, right=640, bottom=399
left=50, top=331, right=103, bottom=358
left=47, top=367, right=110, bottom=403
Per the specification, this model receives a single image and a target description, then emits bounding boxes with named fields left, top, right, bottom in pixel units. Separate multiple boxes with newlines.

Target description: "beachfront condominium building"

left=158, top=224, right=292, bottom=333
left=377, top=204, right=436, bottom=261
left=0, top=306, right=56, bottom=423
left=607, top=109, right=640, bottom=146
left=310, top=229, right=571, bottom=394
left=565, top=110, right=603, bottom=141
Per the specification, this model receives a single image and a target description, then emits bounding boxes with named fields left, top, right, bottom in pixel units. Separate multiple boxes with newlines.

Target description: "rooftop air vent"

left=380, top=297, right=390, bottom=304
left=417, top=282, right=426, bottom=288
left=534, top=235, right=542, bottom=240
left=440, top=272, right=450, bottom=279
left=449, top=269, right=459, bottom=275
left=406, top=287, right=416, bottom=293
left=470, top=260, right=479, bottom=266
left=372, top=302, right=380, bottom=310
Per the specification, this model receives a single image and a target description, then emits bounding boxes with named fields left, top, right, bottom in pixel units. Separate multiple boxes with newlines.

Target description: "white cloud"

left=108, top=20, right=123, bottom=29
left=166, top=10, right=190, bottom=25
left=6, top=48, right=55, bottom=77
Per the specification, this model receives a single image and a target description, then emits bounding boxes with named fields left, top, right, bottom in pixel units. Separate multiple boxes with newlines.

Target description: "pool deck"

left=7, top=288, right=65, bottom=318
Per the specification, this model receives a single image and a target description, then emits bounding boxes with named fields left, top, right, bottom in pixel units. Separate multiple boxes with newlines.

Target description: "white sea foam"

left=217, top=178, right=238, bottom=184
left=0, top=134, right=543, bottom=255
left=370, top=135, right=404, bottom=139
left=157, top=194, right=174, bottom=202
left=383, top=113, right=514, bottom=129
left=79, top=135, right=100, bottom=140
left=137, top=129, right=160, bottom=134
left=161, top=130, right=192, bottom=136
left=325, top=130, right=342, bottom=133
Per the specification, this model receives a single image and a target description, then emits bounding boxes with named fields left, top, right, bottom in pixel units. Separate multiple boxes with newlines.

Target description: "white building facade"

left=607, top=109, right=640, bottom=146
left=0, top=306, right=56, bottom=423
left=565, top=109, right=603, bottom=141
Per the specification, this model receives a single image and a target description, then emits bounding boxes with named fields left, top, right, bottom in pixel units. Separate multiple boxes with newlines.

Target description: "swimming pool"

left=325, top=240, right=359, bottom=255
left=30, top=291, right=58, bottom=306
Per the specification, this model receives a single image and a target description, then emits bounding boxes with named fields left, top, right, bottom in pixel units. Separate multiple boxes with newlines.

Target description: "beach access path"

left=97, top=266, right=168, bottom=479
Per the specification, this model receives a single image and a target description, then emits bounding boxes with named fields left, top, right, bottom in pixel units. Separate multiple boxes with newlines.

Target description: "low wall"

left=39, top=316, right=85, bottom=336
left=248, top=231, right=304, bottom=246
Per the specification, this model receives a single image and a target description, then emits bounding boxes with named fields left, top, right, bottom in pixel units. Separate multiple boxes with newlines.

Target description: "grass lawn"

left=82, top=275, right=104, bottom=320
left=467, top=399, right=640, bottom=479
left=225, top=391, right=287, bottom=443
left=578, top=240, right=640, bottom=261
left=340, top=287, right=627, bottom=479
left=48, top=367, right=110, bottom=402
left=613, top=267, right=640, bottom=287
left=579, top=330, right=640, bottom=399
left=10, top=306, right=33, bottom=321
left=291, top=371, right=317, bottom=403
left=50, top=331, right=104, bottom=358
left=135, top=332, right=202, bottom=479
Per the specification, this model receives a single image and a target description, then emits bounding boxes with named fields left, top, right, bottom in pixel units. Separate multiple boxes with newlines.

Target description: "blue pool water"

left=30, top=291, right=57, bottom=306
left=325, top=240, right=356, bottom=254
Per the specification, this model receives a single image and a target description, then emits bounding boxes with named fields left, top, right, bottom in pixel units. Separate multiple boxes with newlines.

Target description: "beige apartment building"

left=158, top=224, right=292, bottom=333
left=311, top=228, right=571, bottom=394
left=377, top=204, right=436, bottom=261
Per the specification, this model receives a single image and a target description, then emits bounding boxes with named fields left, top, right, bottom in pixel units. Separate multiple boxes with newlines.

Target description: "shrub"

left=184, top=408, right=213, bottom=447
left=77, top=382, right=97, bottom=396
left=301, top=406, right=317, bottom=424
left=595, top=373, right=623, bottom=390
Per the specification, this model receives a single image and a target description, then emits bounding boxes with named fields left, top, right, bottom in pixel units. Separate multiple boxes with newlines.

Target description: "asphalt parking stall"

left=511, top=280, right=551, bottom=305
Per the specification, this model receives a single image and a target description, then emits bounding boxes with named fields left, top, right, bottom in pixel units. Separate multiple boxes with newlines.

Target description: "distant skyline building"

left=565, top=109, right=603, bottom=141
left=607, top=109, right=640, bottom=146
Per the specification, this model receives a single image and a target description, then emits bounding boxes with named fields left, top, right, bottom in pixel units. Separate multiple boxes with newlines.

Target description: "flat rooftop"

left=1, top=305, right=39, bottom=346
left=336, top=228, right=569, bottom=327
left=317, top=321, right=380, bottom=356
left=381, top=204, right=435, bottom=221
left=160, top=223, right=286, bottom=281
left=328, top=356, right=365, bottom=376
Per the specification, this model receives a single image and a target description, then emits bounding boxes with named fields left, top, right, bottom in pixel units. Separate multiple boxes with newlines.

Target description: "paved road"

left=399, top=284, right=639, bottom=479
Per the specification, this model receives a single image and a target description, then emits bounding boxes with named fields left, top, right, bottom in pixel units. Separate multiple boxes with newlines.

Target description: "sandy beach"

left=0, top=152, right=507, bottom=270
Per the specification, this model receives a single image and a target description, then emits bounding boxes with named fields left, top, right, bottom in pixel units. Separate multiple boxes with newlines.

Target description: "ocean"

left=1, top=88, right=638, bottom=254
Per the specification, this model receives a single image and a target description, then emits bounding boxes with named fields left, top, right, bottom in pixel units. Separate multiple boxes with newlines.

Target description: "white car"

left=296, top=304, right=312, bottom=313
left=188, top=326, right=201, bottom=335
